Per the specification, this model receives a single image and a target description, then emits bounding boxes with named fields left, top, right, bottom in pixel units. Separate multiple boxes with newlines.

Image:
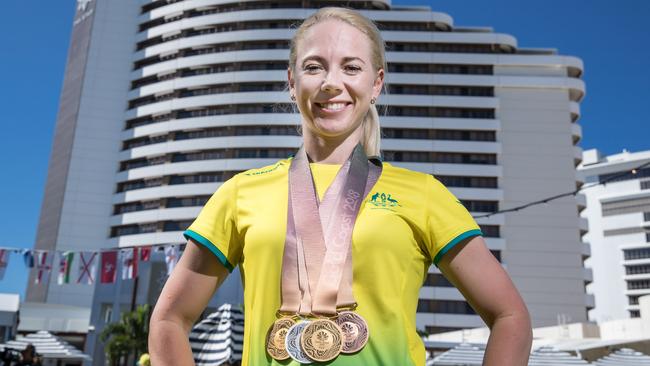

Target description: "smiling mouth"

left=315, top=102, right=352, bottom=112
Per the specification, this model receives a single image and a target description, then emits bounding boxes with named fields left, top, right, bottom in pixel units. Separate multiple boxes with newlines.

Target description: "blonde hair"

left=288, top=7, right=387, bottom=157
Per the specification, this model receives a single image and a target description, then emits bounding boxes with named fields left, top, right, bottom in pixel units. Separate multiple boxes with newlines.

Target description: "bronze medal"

left=300, top=318, right=343, bottom=362
left=265, top=317, right=296, bottom=360
left=336, top=311, right=369, bottom=353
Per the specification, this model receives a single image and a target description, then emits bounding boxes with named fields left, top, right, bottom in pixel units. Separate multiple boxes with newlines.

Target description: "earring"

left=290, top=95, right=296, bottom=101
left=370, top=97, right=376, bottom=105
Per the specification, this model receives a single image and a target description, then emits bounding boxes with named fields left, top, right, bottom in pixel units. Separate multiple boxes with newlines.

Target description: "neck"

left=302, top=127, right=363, bottom=164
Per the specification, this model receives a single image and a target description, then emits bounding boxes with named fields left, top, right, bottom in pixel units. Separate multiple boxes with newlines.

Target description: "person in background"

left=17, top=344, right=41, bottom=366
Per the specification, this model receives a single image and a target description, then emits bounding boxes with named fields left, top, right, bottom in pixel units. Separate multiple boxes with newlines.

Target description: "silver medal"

left=285, top=320, right=313, bottom=364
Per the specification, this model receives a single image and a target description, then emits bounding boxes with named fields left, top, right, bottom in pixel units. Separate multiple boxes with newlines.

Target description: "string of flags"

left=0, top=244, right=182, bottom=285
left=2, top=161, right=646, bottom=284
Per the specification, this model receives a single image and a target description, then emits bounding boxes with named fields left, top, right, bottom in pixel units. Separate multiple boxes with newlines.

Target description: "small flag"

left=77, top=252, right=98, bottom=284
left=121, top=248, right=138, bottom=280
left=0, top=249, right=10, bottom=281
left=140, top=246, right=152, bottom=262
left=23, top=250, right=35, bottom=268
left=164, top=245, right=179, bottom=276
left=101, top=251, right=118, bottom=284
left=57, top=251, right=74, bottom=285
left=35, top=251, right=53, bottom=285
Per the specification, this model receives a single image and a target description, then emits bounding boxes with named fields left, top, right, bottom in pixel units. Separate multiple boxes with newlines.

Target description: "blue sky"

left=0, top=0, right=648, bottom=299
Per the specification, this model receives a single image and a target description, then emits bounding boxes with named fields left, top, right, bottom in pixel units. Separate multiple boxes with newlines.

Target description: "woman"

left=150, top=7, right=532, bottom=366
left=17, top=344, right=41, bottom=366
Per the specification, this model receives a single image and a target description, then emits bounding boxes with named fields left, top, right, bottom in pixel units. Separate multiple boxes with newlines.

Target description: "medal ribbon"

left=279, top=144, right=382, bottom=316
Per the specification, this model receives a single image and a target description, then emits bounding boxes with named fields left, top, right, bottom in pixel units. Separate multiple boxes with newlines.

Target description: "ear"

left=372, top=68, right=385, bottom=100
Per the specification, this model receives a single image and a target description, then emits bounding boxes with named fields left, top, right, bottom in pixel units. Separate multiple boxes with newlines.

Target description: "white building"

left=28, top=0, right=590, bottom=361
left=426, top=295, right=650, bottom=362
left=579, top=148, right=650, bottom=322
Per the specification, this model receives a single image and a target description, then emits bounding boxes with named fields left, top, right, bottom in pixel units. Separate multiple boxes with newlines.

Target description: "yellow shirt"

left=184, top=159, right=482, bottom=366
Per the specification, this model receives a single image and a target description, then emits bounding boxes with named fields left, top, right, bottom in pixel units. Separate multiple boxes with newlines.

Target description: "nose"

left=321, top=70, right=343, bottom=93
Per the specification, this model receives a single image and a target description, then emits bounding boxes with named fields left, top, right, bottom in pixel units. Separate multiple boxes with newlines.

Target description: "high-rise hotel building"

left=30, top=0, right=591, bottom=349
left=579, top=149, right=650, bottom=323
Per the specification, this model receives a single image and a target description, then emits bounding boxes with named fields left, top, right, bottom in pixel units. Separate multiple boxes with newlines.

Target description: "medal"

left=269, top=144, right=382, bottom=362
left=301, top=318, right=344, bottom=362
left=336, top=311, right=369, bottom=353
left=285, top=321, right=313, bottom=364
left=265, top=317, right=296, bottom=361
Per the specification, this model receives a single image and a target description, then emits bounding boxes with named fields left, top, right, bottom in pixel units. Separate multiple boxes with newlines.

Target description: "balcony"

left=576, top=193, right=586, bottom=212
left=579, top=217, right=589, bottom=236
left=581, top=242, right=591, bottom=260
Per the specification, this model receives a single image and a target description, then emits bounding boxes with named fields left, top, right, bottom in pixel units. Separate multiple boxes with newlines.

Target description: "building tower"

left=579, top=149, right=650, bottom=322
left=29, top=1, right=591, bottom=361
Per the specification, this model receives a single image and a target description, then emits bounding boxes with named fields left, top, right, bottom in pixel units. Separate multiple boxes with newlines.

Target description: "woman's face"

left=289, top=19, right=384, bottom=140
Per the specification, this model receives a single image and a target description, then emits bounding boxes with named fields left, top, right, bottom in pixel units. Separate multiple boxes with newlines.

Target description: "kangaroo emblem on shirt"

left=369, top=192, right=400, bottom=208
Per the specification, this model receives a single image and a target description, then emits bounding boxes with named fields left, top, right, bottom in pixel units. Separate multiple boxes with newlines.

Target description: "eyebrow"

left=301, top=55, right=366, bottom=66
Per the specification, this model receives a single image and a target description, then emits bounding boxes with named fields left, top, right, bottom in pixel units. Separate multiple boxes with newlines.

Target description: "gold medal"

left=336, top=311, right=369, bottom=354
left=266, top=317, right=296, bottom=360
left=300, top=318, right=343, bottom=362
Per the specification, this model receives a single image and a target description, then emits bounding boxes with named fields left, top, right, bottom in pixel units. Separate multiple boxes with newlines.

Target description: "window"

left=388, top=64, right=493, bottom=75
left=126, top=104, right=294, bottom=129
left=382, top=151, right=497, bottom=165
left=624, top=248, right=650, bottom=260
left=166, top=196, right=210, bottom=208
left=385, top=106, right=495, bottom=119
left=625, top=264, right=650, bottom=275
left=425, top=326, right=462, bottom=335
left=417, top=300, right=476, bottom=314
left=630, top=310, right=641, bottom=318
left=382, top=129, right=496, bottom=142
left=424, top=273, right=453, bottom=287
left=436, top=175, right=498, bottom=188
left=388, top=85, right=493, bottom=97
left=642, top=180, right=650, bottom=190
left=490, top=250, right=501, bottom=262
left=479, top=225, right=500, bottom=238
left=627, top=279, right=650, bottom=290
left=101, top=304, right=113, bottom=324
left=461, top=200, right=499, bottom=213
left=598, top=167, right=650, bottom=184
left=387, top=42, right=505, bottom=54
left=163, top=220, right=193, bottom=232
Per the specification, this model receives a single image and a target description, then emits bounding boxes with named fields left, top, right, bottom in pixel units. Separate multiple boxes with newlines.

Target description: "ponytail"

left=362, top=105, right=381, bottom=157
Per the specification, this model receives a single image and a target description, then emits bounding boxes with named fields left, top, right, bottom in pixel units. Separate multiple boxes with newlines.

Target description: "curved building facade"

left=29, top=0, right=591, bottom=360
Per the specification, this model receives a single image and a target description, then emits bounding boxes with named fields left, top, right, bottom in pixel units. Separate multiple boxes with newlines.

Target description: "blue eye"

left=304, top=65, right=321, bottom=72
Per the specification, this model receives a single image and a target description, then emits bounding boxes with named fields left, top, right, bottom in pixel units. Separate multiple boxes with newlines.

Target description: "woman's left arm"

left=438, top=235, right=533, bottom=366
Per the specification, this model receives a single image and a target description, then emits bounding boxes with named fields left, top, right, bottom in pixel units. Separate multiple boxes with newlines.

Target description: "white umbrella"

left=529, top=346, right=591, bottom=365
left=189, top=303, right=244, bottom=366
left=429, top=344, right=591, bottom=366
left=0, top=330, right=91, bottom=361
left=594, top=348, right=650, bottom=366
left=429, top=343, right=485, bottom=365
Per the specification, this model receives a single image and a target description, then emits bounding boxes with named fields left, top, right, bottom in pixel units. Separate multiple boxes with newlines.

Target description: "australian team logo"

left=368, top=192, right=400, bottom=208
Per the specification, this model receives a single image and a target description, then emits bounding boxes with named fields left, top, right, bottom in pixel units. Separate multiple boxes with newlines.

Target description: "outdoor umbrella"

left=0, top=330, right=91, bottom=363
left=429, top=343, right=485, bottom=365
left=189, top=303, right=244, bottom=366
left=429, top=343, right=592, bottom=366
left=528, top=346, right=591, bottom=365
left=593, top=348, right=650, bottom=366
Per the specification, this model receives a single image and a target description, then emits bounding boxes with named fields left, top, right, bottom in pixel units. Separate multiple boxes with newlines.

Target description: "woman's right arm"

left=149, top=239, right=230, bottom=366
